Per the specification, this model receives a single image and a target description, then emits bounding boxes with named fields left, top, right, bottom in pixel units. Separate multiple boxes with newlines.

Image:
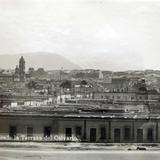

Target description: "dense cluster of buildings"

left=0, top=57, right=160, bottom=143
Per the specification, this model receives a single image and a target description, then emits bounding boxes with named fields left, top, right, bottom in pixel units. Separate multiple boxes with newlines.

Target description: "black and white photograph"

left=0, top=0, right=160, bottom=159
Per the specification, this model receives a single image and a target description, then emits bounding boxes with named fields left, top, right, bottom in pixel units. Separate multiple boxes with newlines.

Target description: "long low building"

left=93, top=91, right=160, bottom=101
left=0, top=105, right=159, bottom=143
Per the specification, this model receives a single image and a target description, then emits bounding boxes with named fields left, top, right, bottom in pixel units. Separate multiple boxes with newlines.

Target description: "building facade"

left=0, top=108, right=159, bottom=143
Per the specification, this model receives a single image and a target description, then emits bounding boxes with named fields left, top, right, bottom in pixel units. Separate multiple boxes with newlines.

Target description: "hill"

left=0, top=53, right=81, bottom=70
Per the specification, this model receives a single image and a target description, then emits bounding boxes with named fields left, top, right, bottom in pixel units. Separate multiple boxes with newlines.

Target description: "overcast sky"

left=0, top=0, right=160, bottom=71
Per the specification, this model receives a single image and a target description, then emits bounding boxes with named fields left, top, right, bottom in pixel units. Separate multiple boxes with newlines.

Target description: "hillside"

left=0, top=53, right=81, bottom=70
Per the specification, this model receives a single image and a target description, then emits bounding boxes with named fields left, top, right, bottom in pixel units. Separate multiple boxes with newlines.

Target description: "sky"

left=0, top=0, right=160, bottom=71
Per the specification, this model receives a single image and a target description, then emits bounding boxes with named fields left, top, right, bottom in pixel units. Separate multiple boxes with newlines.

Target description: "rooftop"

left=0, top=104, right=158, bottom=120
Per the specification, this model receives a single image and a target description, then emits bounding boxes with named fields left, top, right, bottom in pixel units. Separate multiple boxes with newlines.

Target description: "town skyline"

left=1, top=52, right=160, bottom=71
left=1, top=0, right=160, bottom=158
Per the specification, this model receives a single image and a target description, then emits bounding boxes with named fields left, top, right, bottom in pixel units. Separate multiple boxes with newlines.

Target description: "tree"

left=27, top=80, right=37, bottom=89
left=60, top=80, right=71, bottom=89
left=80, top=80, right=88, bottom=85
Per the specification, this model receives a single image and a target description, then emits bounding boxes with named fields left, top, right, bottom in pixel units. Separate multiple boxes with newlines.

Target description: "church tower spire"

left=19, top=56, right=25, bottom=81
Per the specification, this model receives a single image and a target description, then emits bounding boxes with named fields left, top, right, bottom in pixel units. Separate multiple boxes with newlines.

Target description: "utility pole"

left=30, top=86, right=31, bottom=106
left=59, top=67, right=63, bottom=103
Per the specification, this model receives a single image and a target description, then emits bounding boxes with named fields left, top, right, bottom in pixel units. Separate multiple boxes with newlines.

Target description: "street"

left=0, top=148, right=160, bottom=160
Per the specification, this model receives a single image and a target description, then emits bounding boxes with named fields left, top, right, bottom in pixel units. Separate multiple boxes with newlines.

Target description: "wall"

left=0, top=116, right=159, bottom=143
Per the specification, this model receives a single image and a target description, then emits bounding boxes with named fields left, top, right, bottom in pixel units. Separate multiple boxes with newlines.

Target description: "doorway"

left=114, top=128, right=121, bottom=143
left=90, top=128, right=97, bottom=142
left=9, top=126, right=17, bottom=139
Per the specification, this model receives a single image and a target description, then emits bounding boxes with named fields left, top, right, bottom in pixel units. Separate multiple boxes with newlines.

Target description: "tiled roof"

left=0, top=105, right=159, bottom=120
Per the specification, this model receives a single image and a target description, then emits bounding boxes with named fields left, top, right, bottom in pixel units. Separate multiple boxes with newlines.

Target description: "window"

left=100, top=127, right=106, bottom=140
left=9, top=126, right=17, bottom=139
left=124, top=127, right=131, bottom=141
left=44, top=126, right=51, bottom=137
left=105, top=96, right=109, bottom=99
left=27, top=127, right=33, bottom=137
left=147, top=128, right=153, bottom=141
left=137, top=129, right=143, bottom=142
left=65, top=128, right=72, bottom=138
left=75, top=126, right=82, bottom=138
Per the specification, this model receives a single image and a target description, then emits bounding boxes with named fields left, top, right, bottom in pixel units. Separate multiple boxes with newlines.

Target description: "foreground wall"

left=0, top=115, right=159, bottom=143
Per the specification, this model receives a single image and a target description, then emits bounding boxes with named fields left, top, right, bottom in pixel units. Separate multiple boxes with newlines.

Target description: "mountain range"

left=0, top=53, right=81, bottom=70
